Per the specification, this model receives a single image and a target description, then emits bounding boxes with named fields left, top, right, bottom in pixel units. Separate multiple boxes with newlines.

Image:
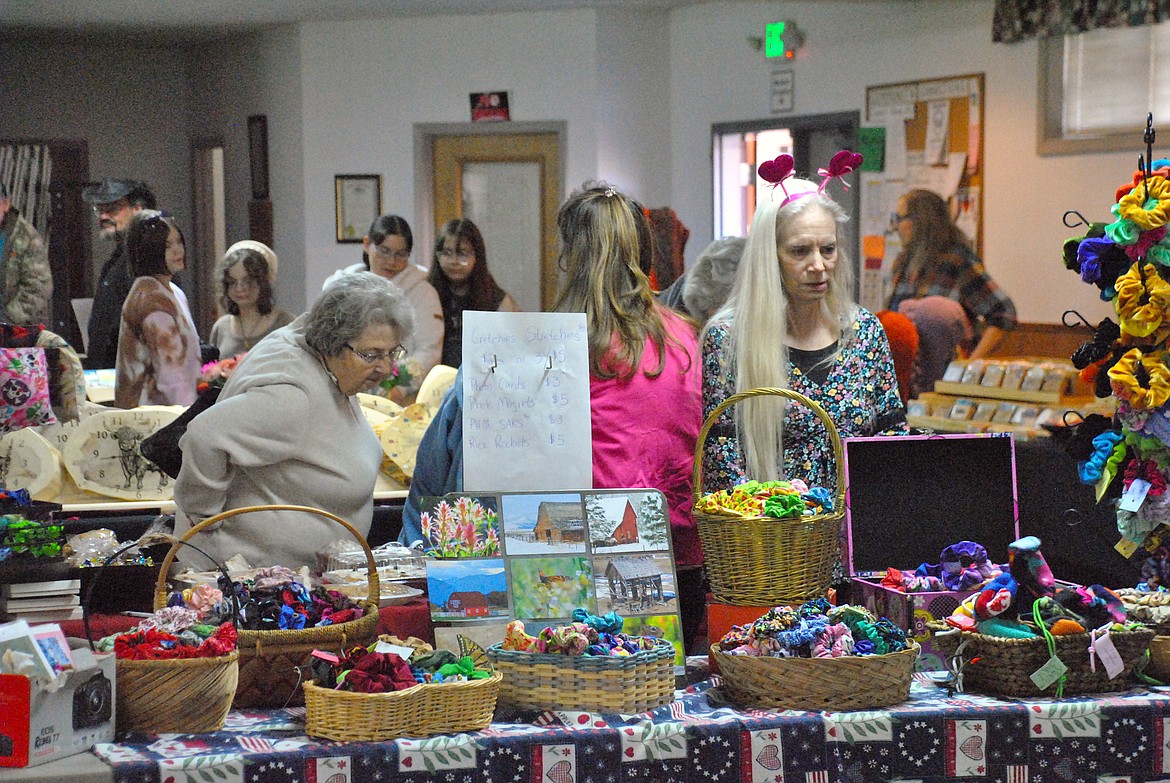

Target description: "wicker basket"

left=692, top=387, right=845, bottom=606
left=116, top=651, right=239, bottom=734
left=157, top=504, right=380, bottom=708
left=303, top=671, right=502, bottom=741
left=486, top=638, right=675, bottom=713
left=710, top=642, right=919, bottom=711
left=931, top=625, right=1156, bottom=696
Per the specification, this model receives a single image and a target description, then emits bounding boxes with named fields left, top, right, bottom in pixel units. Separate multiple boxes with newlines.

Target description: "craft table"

left=7, top=675, right=1170, bottom=783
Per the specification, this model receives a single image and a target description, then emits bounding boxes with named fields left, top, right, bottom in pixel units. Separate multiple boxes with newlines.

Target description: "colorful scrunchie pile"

left=696, top=479, right=833, bottom=519
left=109, top=621, right=236, bottom=660
left=0, top=514, right=63, bottom=560
left=914, top=541, right=1002, bottom=592
left=719, top=600, right=908, bottom=659
left=501, top=617, right=659, bottom=657
left=169, top=574, right=366, bottom=631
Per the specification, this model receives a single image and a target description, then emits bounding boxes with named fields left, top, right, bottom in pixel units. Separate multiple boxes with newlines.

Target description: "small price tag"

left=373, top=640, right=415, bottom=660
left=1091, top=628, right=1125, bottom=679
left=1119, top=478, right=1152, bottom=512
left=1030, top=654, right=1068, bottom=691
left=1115, top=537, right=1142, bottom=559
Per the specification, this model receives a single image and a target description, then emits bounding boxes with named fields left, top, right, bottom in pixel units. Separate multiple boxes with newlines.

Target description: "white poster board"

left=462, top=311, right=592, bottom=492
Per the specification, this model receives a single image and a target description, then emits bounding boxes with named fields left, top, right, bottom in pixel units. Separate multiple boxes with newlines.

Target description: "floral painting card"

left=418, top=495, right=501, bottom=556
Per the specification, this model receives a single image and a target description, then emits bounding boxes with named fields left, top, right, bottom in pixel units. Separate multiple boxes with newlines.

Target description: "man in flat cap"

left=83, top=178, right=156, bottom=368
left=0, top=181, right=52, bottom=326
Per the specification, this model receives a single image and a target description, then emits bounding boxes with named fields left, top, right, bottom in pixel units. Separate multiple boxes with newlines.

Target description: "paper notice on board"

left=462, top=311, right=592, bottom=492
left=868, top=105, right=908, bottom=180
left=924, top=100, right=950, bottom=165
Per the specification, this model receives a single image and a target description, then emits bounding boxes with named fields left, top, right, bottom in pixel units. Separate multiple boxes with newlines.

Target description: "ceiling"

left=0, top=0, right=704, bottom=38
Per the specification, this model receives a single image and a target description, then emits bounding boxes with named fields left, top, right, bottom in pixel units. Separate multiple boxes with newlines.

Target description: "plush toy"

left=972, top=536, right=1055, bottom=621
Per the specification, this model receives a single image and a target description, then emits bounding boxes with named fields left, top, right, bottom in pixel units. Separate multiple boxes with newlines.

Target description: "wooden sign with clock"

left=56, top=407, right=180, bottom=501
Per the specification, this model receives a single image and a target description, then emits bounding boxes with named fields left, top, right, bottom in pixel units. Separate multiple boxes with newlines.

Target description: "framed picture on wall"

left=334, top=174, right=382, bottom=243
left=247, top=115, right=270, bottom=200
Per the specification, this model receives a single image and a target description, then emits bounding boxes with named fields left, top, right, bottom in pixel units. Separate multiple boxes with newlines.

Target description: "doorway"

left=712, top=112, right=859, bottom=295
left=190, top=139, right=226, bottom=336
left=415, top=122, right=565, bottom=311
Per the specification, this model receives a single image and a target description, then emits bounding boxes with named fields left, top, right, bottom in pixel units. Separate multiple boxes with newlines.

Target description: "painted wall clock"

left=58, top=407, right=180, bottom=501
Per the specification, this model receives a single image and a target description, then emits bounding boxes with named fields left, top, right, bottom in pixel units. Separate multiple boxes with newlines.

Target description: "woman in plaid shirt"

left=888, top=189, right=1016, bottom=393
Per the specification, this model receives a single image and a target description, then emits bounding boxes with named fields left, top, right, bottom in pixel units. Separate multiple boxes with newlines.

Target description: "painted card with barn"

left=508, top=555, right=594, bottom=620
left=592, top=553, right=678, bottom=615
left=500, top=492, right=585, bottom=554
left=426, top=558, right=510, bottom=620
left=585, top=491, right=669, bottom=553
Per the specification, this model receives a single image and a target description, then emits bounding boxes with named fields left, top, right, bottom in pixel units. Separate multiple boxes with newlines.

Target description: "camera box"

left=842, top=433, right=1020, bottom=672
left=0, top=641, right=115, bottom=767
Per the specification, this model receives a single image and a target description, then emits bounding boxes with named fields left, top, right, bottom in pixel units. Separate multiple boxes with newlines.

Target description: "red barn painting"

left=612, top=500, right=639, bottom=544
left=446, top=591, right=489, bottom=617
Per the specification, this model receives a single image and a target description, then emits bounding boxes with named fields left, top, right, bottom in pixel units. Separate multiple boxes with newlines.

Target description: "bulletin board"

left=862, top=73, right=985, bottom=309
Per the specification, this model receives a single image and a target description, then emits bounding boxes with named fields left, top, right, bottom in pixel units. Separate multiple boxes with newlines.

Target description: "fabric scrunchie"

left=1114, top=263, right=1170, bottom=338
left=1110, top=348, right=1170, bottom=409
left=1106, top=216, right=1141, bottom=247
left=1118, top=174, right=1170, bottom=230
left=1078, top=430, right=1124, bottom=484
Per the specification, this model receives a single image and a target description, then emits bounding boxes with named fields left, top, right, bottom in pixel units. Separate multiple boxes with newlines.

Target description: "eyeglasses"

left=345, top=342, right=406, bottom=365
left=373, top=245, right=411, bottom=261
left=437, top=248, right=475, bottom=263
left=892, top=213, right=910, bottom=223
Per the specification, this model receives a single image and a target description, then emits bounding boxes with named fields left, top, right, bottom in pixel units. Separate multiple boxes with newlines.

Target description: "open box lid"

left=842, top=432, right=1020, bottom=577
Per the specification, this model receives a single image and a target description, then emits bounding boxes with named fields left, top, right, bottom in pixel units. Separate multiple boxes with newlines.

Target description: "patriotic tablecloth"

left=92, top=676, right=1170, bottom=783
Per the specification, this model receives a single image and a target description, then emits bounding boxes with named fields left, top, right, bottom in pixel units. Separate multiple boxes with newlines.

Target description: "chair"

left=71, top=297, right=94, bottom=354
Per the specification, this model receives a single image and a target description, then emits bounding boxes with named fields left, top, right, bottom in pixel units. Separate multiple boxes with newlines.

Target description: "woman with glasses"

left=113, top=211, right=202, bottom=408
left=174, top=272, right=414, bottom=569
left=428, top=218, right=519, bottom=368
left=325, top=214, right=443, bottom=403
left=208, top=241, right=294, bottom=359
left=888, top=189, right=1016, bottom=395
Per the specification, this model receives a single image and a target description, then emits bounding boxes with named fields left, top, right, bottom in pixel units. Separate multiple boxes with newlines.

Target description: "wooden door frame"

left=190, top=135, right=225, bottom=336
left=414, top=120, right=566, bottom=308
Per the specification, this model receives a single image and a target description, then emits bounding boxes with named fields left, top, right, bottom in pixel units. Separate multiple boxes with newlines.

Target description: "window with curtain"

left=1038, top=20, right=1170, bottom=153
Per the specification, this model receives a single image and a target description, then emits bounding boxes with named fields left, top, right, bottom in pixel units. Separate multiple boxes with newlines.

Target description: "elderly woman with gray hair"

left=174, top=272, right=414, bottom=569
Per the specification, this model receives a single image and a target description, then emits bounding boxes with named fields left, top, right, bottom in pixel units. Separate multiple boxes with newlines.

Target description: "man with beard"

left=82, top=178, right=156, bottom=368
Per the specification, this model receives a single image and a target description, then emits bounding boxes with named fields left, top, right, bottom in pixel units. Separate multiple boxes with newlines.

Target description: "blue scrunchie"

left=1077, top=237, right=1115, bottom=283
left=278, top=604, right=306, bottom=630
left=571, top=608, right=624, bottom=634
left=803, top=486, right=834, bottom=512
left=1078, top=430, right=1124, bottom=484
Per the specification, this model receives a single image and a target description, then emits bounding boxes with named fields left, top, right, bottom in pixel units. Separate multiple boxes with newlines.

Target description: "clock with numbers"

left=0, top=427, right=62, bottom=501
left=58, top=407, right=180, bottom=501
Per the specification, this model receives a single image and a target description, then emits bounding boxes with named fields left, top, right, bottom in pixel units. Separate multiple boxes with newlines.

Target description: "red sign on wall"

left=470, top=92, right=511, bottom=122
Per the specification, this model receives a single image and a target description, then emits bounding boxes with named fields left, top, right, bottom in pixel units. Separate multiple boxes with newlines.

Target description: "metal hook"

left=1061, top=309, right=1095, bottom=330
left=1141, top=153, right=1151, bottom=204
left=1062, top=210, right=1092, bottom=229
left=1062, top=409, right=1085, bottom=428
left=489, top=355, right=497, bottom=373
left=546, top=355, right=554, bottom=370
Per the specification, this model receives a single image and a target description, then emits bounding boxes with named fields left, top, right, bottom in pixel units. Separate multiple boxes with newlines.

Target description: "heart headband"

left=757, top=149, right=864, bottom=207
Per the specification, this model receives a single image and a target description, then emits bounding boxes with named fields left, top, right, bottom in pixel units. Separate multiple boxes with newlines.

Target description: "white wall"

left=295, top=8, right=604, bottom=306
left=0, top=36, right=192, bottom=274
left=669, top=0, right=1125, bottom=324
left=189, top=26, right=305, bottom=314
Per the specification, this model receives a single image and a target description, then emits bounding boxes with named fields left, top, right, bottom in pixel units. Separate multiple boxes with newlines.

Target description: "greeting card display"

left=421, top=489, right=684, bottom=667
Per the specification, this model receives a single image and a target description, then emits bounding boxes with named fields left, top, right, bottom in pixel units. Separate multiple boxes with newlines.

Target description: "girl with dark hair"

left=888, top=189, right=1017, bottom=394
left=114, top=211, right=201, bottom=408
left=209, top=241, right=294, bottom=358
left=324, top=214, right=443, bottom=402
left=428, top=218, right=519, bottom=367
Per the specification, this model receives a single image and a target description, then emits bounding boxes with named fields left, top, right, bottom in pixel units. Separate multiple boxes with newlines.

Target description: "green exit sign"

left=765, top=21, right=786, bottom=58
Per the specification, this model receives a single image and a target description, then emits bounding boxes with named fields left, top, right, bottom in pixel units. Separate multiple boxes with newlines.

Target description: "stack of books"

left=0, top=579, right=82, bottom=624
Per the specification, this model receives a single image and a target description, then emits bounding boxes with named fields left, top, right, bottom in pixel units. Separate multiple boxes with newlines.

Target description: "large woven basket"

left=711, top=642, right=919, bottom=711
left=303, top=671, right=502, bottom=741
left=486, top=638, right=675, bottom=713
left=931, top=625, right=1156, bottom=696
left=116, top=651, right=239, bottom=734
left=693, top=387, right=845, bottom=606
left=157, top=504, right=380, bottom=708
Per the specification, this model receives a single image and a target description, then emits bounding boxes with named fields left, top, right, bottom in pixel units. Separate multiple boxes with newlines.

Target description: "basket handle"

left=153, top=504, right=379, bottom=610
left=690, top=387, right=845, bottom=512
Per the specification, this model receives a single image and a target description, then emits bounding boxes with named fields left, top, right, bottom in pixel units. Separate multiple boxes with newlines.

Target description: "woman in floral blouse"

left=701, top=176, right=907, bottom=501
